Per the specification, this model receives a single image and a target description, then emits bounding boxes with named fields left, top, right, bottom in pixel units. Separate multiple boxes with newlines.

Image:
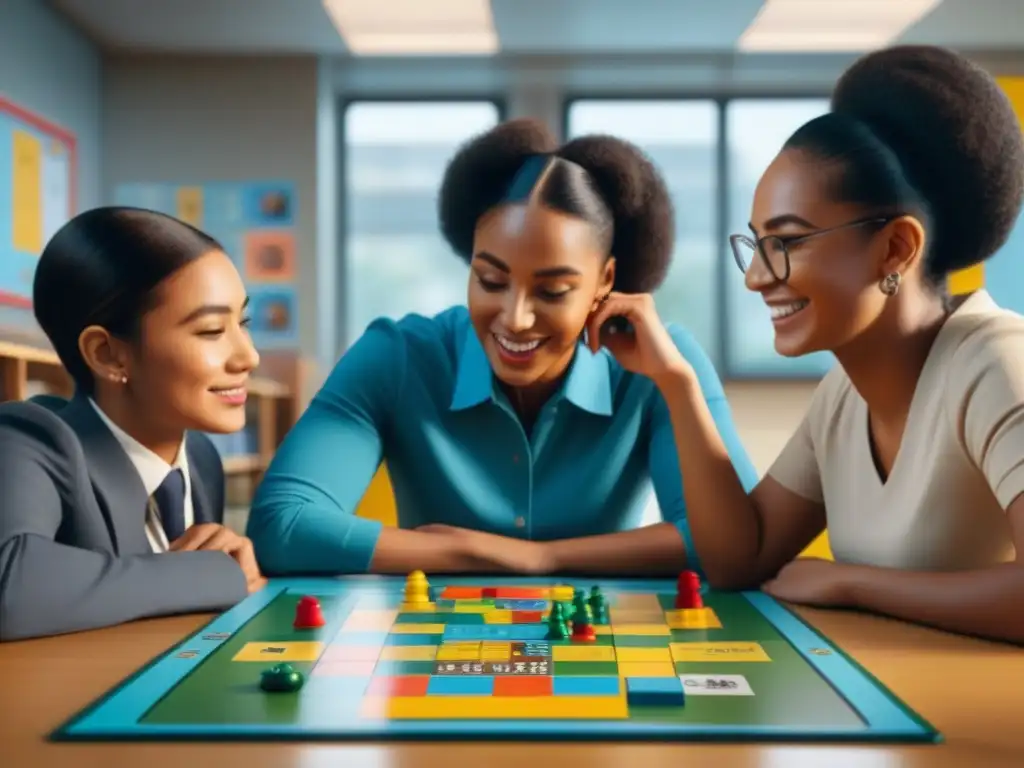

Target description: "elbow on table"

left=246, top=497, right=380, bottom=577
left=246, top=499, right=303, bottom=575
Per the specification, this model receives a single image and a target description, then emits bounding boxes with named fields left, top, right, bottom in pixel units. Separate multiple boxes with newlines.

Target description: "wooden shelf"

left=222, top=454, right=265, bottom=475
left=0, top=339, right=300, bottom=498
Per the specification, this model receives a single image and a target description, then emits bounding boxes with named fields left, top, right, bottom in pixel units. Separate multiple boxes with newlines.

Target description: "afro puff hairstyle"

left=784, top=45, right=1024, bottom=282
left=438, top=118, right=675, bottom=294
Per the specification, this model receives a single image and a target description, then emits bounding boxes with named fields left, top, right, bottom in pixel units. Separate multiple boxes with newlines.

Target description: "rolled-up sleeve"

left=948, top=318, right=1024, bottom=510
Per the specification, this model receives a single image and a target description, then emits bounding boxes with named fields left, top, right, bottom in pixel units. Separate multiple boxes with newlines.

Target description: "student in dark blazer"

left=0, top=207, right=265, bottom=642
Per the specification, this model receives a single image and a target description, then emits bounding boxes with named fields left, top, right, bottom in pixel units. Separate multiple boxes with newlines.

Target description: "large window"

left=343, top=101, right=501, bottom=343
left=724, top=99, right=833, bottom=377
left=566, top=100, right=720, bottom=367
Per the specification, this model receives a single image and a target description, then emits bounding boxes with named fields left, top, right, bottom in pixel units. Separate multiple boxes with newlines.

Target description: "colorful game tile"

left=53, top=578, right=941, bottom=743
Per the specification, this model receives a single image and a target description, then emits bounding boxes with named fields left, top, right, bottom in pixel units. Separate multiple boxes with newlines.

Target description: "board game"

left=54, top=575, right=939, bottom=743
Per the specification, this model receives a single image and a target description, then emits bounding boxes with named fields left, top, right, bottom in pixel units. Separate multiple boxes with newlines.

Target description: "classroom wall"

left=0, top=0, right=101, bottom=210
left=101, top=55, right=322, bottom=361
left=0, top=0, right=102, bottom=336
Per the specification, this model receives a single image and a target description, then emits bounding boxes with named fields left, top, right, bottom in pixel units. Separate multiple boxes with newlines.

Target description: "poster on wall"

left=112, top=180, right=299, bottom=349
left=0, top=96, right=76, bottom=310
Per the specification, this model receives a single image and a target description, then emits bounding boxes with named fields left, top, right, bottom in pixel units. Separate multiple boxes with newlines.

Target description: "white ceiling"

left=49, top=0, right=1024, bottom=55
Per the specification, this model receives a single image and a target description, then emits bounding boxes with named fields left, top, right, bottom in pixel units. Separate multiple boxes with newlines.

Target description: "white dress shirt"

left=89, top=400, right=195, bottom=553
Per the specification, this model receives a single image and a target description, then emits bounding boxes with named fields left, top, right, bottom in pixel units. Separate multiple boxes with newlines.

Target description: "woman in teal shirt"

left=248, top=119, right=757, bottom=577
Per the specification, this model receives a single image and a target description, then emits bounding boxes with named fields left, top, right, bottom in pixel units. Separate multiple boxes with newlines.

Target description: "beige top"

left=769, top=290, right=1024, bottom=571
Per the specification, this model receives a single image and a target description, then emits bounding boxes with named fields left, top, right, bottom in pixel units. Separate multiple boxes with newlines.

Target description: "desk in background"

left=0, top=339, right=302, bottom=492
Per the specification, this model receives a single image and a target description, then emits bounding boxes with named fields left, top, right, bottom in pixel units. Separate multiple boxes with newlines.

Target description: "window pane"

left=986, top=213, right=1024, bottom=313
left=724, top=99, right=834, bottom=377
left=344, top=101, right=500, bottom=343
left=566, top=100, right=720, bottom=368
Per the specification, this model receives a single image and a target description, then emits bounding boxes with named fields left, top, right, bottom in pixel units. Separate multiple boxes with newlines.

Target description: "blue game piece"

left=624, top=676, right=685, bottom=706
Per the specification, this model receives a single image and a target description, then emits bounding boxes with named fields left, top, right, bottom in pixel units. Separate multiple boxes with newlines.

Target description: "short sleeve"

left=767, top=412, right=824, bottom=504
left=765, top=370, right=844, bottom=505
left=947, top=316, right=1024, bottom=510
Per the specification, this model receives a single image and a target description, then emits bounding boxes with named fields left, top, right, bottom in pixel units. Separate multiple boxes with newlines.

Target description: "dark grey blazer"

left=0, top=395, right=248, bottom=642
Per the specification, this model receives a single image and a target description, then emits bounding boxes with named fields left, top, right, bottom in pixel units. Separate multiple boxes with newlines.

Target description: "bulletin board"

left=0, top=95, right=77, bottom=309
left=113, top=180, right=299, bottom=349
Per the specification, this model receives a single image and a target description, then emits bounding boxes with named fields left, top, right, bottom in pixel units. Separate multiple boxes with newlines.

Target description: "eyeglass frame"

left=729, top=216, right=898, bottom=283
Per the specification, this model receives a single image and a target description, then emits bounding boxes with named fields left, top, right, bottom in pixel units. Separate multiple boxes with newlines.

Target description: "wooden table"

left=2, top=606, right=1023, bottom=768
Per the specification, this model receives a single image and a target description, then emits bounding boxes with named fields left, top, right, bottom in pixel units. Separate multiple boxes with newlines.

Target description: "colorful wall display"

left=0, top=95, right=76, bottom=309
left=113, top=180, right=300, bottom=349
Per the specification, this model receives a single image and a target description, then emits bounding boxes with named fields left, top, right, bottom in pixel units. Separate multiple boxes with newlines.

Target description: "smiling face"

left=743, top=148, right=920, bottom=357
left=85, top=249, right=261, bottom=438
left=133, top=250, right=260, bottom=434
left=467, top=203, right=614, bottom=389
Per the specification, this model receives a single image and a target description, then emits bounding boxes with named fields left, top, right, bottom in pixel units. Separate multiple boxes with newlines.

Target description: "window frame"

left=337, top=96, right=507, bottom=352
left=562, top=93, right=831, bottom=382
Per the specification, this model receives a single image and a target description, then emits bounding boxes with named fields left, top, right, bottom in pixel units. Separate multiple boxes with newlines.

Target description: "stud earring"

left=879, top=272, right=901, bottom=296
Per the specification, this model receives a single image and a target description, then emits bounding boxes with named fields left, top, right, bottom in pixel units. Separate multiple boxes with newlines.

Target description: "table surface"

left=3, top=604, right=1023, bottom=768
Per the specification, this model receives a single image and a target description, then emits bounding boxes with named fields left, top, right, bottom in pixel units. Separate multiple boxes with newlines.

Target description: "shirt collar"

left=449, top=325, right=613, bottom=416
left=88, top=399, right=190, bottom=497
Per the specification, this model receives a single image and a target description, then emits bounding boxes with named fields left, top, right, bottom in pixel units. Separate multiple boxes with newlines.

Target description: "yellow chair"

left=354, top=466, right=398, bottom=526
left=356, top=465, right=836, bottom=559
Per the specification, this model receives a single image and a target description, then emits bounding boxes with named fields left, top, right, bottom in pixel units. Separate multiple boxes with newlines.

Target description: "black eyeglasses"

left=729, top=216, right=896, bottom=282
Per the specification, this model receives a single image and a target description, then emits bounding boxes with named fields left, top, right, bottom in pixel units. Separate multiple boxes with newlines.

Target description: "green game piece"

left=546, top=601, right=570, bottom=640
left=588, top=586, right=608, bottom=624
left=259, top=663, right=305, bottom=693
left=571, top=590, right=593, bottom=624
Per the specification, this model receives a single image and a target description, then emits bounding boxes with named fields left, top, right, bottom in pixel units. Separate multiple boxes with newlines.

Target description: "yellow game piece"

left=404, top=570, right=429, bottom=604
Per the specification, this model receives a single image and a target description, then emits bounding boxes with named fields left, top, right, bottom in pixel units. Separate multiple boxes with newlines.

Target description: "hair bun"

left=557, top=135, right=675, bottom=293
left=832, top=45, right=1024, bottom=272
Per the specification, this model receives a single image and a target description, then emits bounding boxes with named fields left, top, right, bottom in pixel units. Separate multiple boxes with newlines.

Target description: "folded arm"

left=0, top=427, right=246, bottom=642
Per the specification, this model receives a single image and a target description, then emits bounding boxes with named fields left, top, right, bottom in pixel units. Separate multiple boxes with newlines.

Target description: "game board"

left=54, top=576, right=940, bottom=743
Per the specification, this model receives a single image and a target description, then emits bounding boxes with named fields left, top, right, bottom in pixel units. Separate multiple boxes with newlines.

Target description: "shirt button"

left=514, top=516, right=525, bottom=528
left=512, top=454, right=520, bottom=464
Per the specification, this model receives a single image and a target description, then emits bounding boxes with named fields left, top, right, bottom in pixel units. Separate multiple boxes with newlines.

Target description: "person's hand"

left=760, top=558, right=859, bottom=608
left=585, top=292, right=692, bottom=386
left=416, top=524, right=555, bottom=575
left=169, top=523, right=266, bottom=593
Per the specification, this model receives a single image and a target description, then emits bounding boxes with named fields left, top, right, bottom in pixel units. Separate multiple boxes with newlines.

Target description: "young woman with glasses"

left=691, top=45, right=1024, bottom=644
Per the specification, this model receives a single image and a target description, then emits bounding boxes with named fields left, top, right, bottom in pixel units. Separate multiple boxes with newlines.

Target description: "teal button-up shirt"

left=248, top=305, right=758, bottom=574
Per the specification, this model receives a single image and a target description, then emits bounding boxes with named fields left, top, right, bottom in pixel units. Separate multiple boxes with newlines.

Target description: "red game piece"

left=675, top=571, right=703, bottom=609
left=294, top=595, right=325, bottom=629
left=571, top=620, right=597, bottom=642
left=570, top=593, right=597, bottom=642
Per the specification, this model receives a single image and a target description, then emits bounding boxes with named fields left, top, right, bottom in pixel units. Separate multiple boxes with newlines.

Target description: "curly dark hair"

left=784, top=45, right=1024, bottom=281
left=438, top=118, right=675, bottom=294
